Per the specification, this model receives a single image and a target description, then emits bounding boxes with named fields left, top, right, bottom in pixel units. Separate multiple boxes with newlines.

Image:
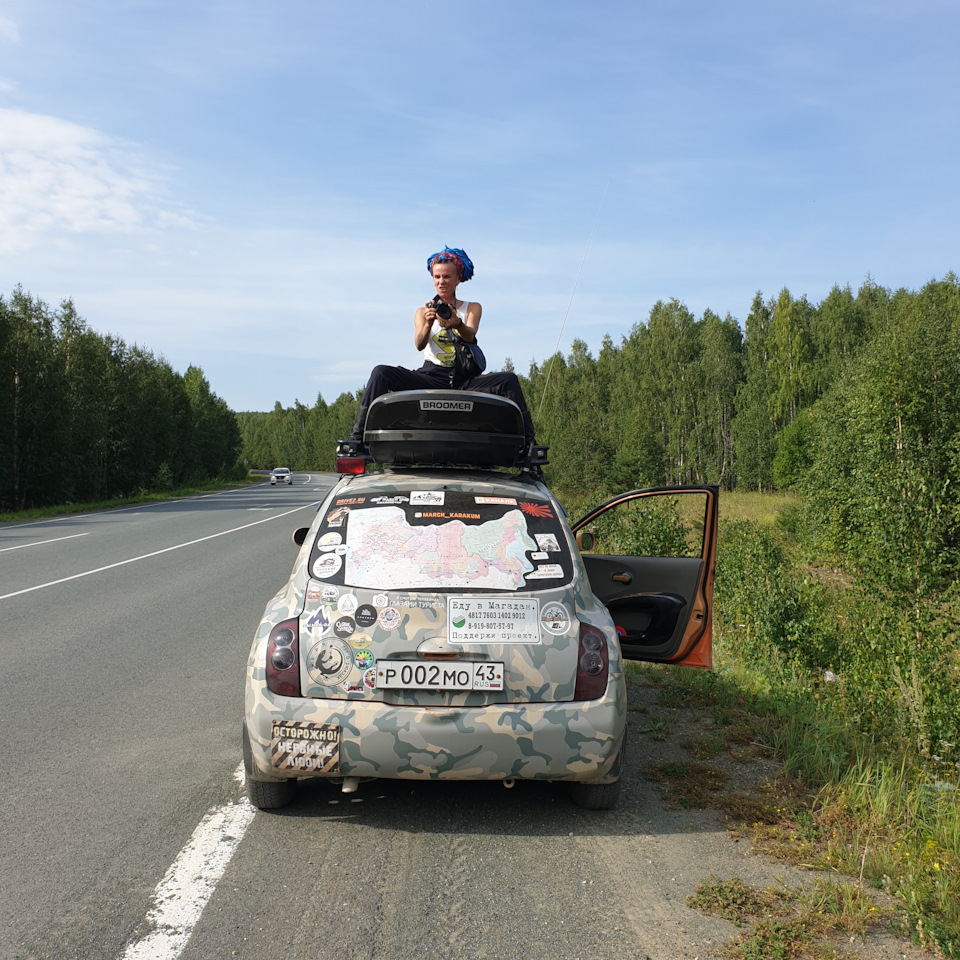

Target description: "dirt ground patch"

left=624, top=664, right=939, bottom=960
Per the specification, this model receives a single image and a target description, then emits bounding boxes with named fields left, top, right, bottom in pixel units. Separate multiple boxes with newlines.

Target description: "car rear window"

left=310, top=488, right=574, bottom=592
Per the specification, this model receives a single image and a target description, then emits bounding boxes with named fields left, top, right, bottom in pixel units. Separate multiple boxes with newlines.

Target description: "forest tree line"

left=239, top=273, right=960, bottom=598
left=1, top=286, right=242, bottom=512
left=5, top=272, right=958, bottom=602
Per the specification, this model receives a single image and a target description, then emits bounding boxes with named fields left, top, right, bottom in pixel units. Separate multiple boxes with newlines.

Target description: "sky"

left=1, top=0, right=958, bottom=413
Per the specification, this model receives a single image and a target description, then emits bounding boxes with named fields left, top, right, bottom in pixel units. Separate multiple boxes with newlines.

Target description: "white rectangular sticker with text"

left=447, top=597, right=541, bottom=644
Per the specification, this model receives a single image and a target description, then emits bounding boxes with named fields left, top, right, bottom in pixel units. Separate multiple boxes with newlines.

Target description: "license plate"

left=375, top=660, right=504, bottom=691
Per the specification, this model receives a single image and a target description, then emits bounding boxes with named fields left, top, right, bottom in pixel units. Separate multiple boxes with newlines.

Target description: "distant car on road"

left=270, top=468, right=293, bottom=485
left=244, top=390, right=718, bottom=812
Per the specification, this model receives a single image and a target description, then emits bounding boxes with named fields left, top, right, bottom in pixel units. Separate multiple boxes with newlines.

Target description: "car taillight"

left=573, top=622, right=609, bottom=701
left=266, top=618, right=301, bottom=697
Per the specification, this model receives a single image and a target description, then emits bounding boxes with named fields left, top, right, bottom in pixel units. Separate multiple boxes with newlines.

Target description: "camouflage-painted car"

left=243, top=392, right=718, bottom=811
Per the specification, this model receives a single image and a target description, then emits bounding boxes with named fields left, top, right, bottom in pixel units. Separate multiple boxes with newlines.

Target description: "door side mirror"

left=576, top=530, right=595, bottom=552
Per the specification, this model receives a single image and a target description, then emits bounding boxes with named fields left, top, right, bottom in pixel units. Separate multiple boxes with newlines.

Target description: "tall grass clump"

left=713, top=514, right=960, bottom=954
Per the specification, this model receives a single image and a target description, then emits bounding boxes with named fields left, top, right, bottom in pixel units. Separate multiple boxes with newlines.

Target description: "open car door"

left=571, top=486, right=718, bottom=668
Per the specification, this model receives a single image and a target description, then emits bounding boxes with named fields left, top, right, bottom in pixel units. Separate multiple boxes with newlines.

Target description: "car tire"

left=242, top=722, right=295, bottom=809
left=569, top=740, right=625, bottom=810
left=246, top=775, right=296, bottom=810
left=569, top=778, right=621, bottom=810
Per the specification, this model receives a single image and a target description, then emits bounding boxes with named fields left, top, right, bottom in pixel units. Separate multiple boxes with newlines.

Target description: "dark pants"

left=350, top=362, right=534, bottom=441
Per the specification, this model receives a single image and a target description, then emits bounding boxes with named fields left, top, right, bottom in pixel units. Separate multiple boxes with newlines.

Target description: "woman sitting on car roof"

left=346, top=246, right=537, bottom=448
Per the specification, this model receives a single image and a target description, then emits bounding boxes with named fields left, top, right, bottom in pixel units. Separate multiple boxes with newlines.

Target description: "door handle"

left=612, top=572, right=633, bottom=584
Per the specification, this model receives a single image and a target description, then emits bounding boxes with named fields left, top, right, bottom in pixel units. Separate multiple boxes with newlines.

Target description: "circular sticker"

left=350, top=632, right=372, bottom=650
left=318, top=532, right=342, bottom=551
left=363, top=667, right=377, bottom=689
left=373, top=594, right=388, bottom=608
left=377, top=607, right=402, bottom=631
left=355, top=605, right=377, bottom=629
left=312, top=554, right=342, bottom=579
left=306, top=585, right=324, bottom=602
left=337, top=594, right=358, bottom=615
left=321, top=585, right=340, bottom=604
left=354, top=649, right=374, bottom=670
left=306, top=639, right=353, bottom=686
left=333, top=615, right=356, bottom=639
left=540, top=602, right=572, bottom=635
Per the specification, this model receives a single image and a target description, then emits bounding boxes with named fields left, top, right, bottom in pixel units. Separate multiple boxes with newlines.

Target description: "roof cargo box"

left=363, top=390, right=525, bottom=468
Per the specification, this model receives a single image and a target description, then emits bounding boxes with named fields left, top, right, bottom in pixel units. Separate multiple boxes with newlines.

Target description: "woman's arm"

left=446, top=301, right=482, bottom=343
left=414, top=304, right=435, bottom=351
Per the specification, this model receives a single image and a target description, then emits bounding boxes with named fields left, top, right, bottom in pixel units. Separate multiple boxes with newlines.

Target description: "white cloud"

left=0, top=16, right=20, bottom=44
left=0, top=108, right=195, bottom=253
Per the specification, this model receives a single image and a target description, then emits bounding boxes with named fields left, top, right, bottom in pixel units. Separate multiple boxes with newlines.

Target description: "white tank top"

left=423, top=302, right=470, bottom=368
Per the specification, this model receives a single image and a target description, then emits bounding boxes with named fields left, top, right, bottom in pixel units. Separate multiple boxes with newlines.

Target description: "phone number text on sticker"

left=376, top=660, right=504, bottom=691
left=447, top=597, right=541, bottom=644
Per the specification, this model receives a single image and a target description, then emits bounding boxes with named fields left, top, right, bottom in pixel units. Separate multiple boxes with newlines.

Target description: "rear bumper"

left=245, top=685, right=625, bottom=784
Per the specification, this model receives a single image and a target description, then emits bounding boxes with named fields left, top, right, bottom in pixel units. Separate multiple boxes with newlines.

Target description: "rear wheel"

left=246, top=775, right=295, bottom=810
left=569, top=741, right=625, bottom=810
left=243, top=721, right=295, bottom=809
left=569, top=777, right=621, bottom=810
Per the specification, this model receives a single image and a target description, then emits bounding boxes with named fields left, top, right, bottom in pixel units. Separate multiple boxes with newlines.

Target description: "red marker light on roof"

left=336, top=457, right=367, bottom=475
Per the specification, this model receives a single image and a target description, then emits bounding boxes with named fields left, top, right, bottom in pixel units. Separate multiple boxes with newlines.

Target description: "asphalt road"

left=0, top=476, right=332, bottom=960
left=1, top=478, right=922, bottom=960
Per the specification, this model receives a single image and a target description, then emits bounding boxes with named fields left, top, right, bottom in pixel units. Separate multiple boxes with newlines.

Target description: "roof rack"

left=337, top=390, right=548, bottom=471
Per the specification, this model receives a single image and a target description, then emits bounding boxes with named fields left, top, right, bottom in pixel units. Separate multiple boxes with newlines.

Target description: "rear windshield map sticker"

left=271, top=720, right=339, bottom=774
left=345, top=506, right=536, bottom=591
left=448, top=597, right=541, bottom=644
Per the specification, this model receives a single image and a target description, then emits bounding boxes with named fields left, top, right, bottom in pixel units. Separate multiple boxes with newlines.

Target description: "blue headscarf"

left=426, top=246, right=474, bottom=282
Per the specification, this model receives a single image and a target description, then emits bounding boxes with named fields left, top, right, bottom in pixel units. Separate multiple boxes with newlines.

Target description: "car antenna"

left=537, top=179, right=609, bottom=418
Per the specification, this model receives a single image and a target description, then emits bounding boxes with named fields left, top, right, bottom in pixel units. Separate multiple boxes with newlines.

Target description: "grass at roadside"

left=632, top=642, right=960, bottom=956
left=0, top=474, right=262, bottom=524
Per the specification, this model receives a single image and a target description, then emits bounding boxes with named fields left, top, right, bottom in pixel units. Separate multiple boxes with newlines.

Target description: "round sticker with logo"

left=373, top=594, right=388, bottom=608
left=349, top=632, right=372, bottom=650
left=321, top=585, right=340, bottom=604
left=355, top=605, right=377, bottom=629
left=318, top=532, right=342, bottom=552
left=539, top=601, right=572, bottom=635
left=306, top=585, right=324, bottom=602
left=312, top=554, right=342, bottom=580
left=354, top=649, right=374, bottom=671
left=306, top=638, right=353, bottom=686
left=377, top=607, right=402, bottom=631
left=363, top=667, right=377, bottom=689
left=333, top=615, right=356, bottom=639
left=337, top=594, right=358, bottom=615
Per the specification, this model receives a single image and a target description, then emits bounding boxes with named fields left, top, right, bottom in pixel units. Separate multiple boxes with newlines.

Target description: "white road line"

left=118, top=765, right=255, bottom=960
left=0, top=532, right=89, bottom=553
left=0, top=503, right=318, bottom=601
